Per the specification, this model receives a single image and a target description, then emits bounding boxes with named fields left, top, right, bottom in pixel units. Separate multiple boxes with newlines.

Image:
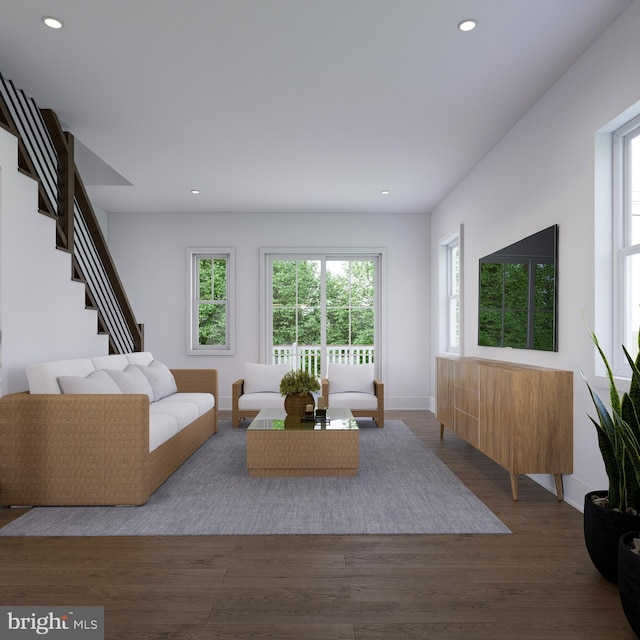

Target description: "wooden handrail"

left=72, top=162, right=144, bottom=352
left=39, top=108, right=143, bottom=353
left=1, top=75, right=144, bottom=353
left=40, top=109, right=74, bottom=251
left=0, top=86, right=56, bottom=219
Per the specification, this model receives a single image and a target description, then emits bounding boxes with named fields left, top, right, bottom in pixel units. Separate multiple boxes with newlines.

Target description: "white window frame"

left=186, top=247, right=236, bottom=355
left=612, top=115, right=640, bottom=374
left=438, top=225, right=464, bottom=355
left=260, top=248, right=385, bottom=379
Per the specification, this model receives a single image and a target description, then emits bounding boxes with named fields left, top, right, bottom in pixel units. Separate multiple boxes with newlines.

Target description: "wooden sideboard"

left=435, top=356, right=573, bottom=501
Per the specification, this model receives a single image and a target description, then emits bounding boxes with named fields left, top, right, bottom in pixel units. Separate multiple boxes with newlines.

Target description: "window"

left=262, top=250, right=382, bottom=378
left=439, top=227, right=463, bottom=354
left=613, top=116, right=640, bottom=367
left=187, top=248, right=235, bottom=355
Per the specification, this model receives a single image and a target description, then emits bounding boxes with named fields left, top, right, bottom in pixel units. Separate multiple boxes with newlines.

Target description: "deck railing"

left=272, top=345, right=374, bottom=377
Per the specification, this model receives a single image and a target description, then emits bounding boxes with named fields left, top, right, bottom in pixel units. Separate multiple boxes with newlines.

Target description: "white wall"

left=430, top=0, right=640, bottom=510
left=107, top=211, right=430, bottom=410
left=0, top=127, right=108, bottom=394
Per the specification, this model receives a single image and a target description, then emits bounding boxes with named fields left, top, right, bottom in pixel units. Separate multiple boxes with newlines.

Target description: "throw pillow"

left=328, top=363, right=375, bottom=394
left=135, top=360, right=178, bottom=400
left=243, top=363, right=291, bottom=394
left=105, top=365, right=154, bottom=401
left=57, top=369, right=123, bottom=394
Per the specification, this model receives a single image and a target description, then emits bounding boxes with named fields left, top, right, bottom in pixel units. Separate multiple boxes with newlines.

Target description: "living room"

left=1, top=1, right=640, bottom=637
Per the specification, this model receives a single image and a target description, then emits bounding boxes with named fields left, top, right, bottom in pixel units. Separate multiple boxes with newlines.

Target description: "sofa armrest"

left=321, top=378, right=329, bottom=401
left=232, top=378, right=244, bottom=401
left=373, top=380, right=384, bottom=427
left=0, top=392, right=150, bottom=505
left=171, top=369, right=218, bottom=433
left=171, top=368, right=218, bottom=396
left=231, top=379, right=245, bottom=428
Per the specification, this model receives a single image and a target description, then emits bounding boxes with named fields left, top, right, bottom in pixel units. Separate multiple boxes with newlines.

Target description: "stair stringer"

left=0, top=125, right=108, bottom=395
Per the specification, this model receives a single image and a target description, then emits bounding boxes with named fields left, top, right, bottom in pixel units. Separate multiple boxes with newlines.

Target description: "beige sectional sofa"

left=0, top=352, right=218, bottom=506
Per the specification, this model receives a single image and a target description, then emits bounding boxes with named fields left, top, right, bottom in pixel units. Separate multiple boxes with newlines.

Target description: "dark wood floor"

left=0, top=410, right=633, bottom=639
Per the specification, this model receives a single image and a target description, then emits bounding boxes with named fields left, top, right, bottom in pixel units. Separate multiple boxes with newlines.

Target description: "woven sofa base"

left=0, top=386, right=217, bottom=506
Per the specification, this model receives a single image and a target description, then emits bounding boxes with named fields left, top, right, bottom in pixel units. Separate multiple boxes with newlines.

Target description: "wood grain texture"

left=436, top=357, right=573, bottom=499
left=0, top=410, right=632, bottom=639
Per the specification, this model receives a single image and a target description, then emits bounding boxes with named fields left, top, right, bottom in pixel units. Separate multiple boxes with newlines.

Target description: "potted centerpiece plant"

left=280, top=368, right=321, bottom=417
left=582, top=325, right=640, bottom=585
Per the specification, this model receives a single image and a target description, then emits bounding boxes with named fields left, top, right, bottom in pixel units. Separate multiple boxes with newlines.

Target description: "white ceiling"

left=0, top=0, right=634, bottom=215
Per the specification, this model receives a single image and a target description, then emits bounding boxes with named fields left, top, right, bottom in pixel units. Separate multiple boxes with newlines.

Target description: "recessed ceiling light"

left=381, top=190, right=390, bottom=196
left=43, top=16, right=63, bottom=29
left=191, top=189, right=200, bottom=194
left=458, top=19, right=476, bottom=32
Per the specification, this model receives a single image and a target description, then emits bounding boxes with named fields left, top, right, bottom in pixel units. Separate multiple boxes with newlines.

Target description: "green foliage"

left=583, top=326, right=640, bottom=512
left=478, top=261, right=555, bottom=350
left=197, top=258, right=228, bottom=346
left=271, top=259, right=374, bottom=348
left=279, top=369, right=321, bottom=396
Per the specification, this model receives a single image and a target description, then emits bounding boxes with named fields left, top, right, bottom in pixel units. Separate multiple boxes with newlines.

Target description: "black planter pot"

left=583, top=490, right=640, bottom=584
left=618, top=531, right=640, bottom=638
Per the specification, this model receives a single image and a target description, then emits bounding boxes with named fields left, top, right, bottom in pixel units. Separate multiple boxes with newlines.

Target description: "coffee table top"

left=248, top=407, right=359, bottom=431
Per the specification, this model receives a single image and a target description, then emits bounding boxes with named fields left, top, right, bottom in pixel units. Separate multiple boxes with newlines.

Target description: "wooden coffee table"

left=246, top=407, right=359, bottom=477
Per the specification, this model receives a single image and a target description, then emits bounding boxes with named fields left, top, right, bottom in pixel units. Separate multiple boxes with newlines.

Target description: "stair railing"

left=0, top=72, right=143, bottom=353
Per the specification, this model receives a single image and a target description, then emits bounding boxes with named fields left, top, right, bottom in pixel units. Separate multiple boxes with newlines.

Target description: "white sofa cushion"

left=27, top=358, right=95, bottom=394
left=243, top=363, right=290, bottom=394
left=105, top=365, right=154, bottom=401
left=57, top=369, right=123, bottom=395
left=163, top=392, right=215, bottom=414
left=149, top=414, right=179, bottom=452
left=238, top=392, right=284, bottom=411
left=134, top=361, right=178, bottom=400
left=126, top=352, right=155, bottom=366
left=91, top=354, right=129, bottom=372
left=150, top=400, right=199, bottom=431
left=328, top=363, right=375, bottom=394
left=328, top=391, right=378, bottom=411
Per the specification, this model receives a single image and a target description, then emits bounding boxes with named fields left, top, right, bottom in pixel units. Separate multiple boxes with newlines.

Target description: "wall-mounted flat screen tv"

left=478, top=225, right=558, bottom=351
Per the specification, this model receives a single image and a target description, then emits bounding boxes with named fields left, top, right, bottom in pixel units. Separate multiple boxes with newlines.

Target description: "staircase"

left=0, top=72, right=143, bottom=354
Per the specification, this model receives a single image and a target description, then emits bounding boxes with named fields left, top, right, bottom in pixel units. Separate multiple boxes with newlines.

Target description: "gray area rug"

left=0, top=420, right=510, bottom=536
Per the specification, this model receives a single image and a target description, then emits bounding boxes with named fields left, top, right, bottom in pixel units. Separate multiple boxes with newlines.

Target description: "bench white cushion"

left=329, top=391, right=378, bottom=410
left=243, top=363, right=290, bottom=394
left=238, top=392, right=284, bottom=411
left=327, top=363, right=375, bottom=394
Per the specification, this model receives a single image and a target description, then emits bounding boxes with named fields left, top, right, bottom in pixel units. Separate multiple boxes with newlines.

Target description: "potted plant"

left=582, top=325, right=640, bottom=584
left=618, top=531, right=640, bottom=637
left=280, top=369, right=321, bottom=417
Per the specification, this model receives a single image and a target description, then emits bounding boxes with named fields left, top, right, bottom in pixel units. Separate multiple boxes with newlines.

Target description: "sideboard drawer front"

left=454, top=409, right=480, bottom=448
left=455, top=360, right=480, bottom=390
left=454, top=385, right=479, bottom=419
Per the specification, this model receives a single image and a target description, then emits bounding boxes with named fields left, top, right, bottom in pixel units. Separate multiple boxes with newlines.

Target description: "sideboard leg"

left=510, top=473, right=519, bottom=501
left=439, top=423, right=445, bottom=439
left=554, top=474, right=564, bottom=501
